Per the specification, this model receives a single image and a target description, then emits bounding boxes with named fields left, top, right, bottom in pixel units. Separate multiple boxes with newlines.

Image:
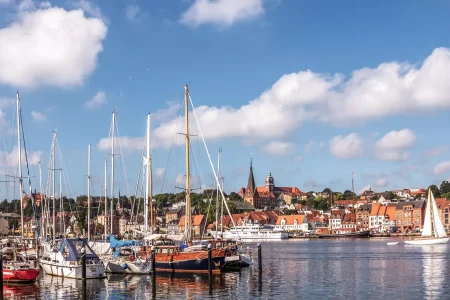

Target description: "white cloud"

left=0, top=146, right=42, bottom=175
left=31, top=110, right=46, bottom=121
left=155, top=167, right=165, bottom=179
left=261, top=141, right=294, bottom=156
left=304, top=140, right=324, bottom=152
left=125, top=5, right=140, bottom=21
left=0, top=6, right=107, bottom=87
left=180, top=0, right=264, bottom=28
left=73, top=0, right=103, bottom=19
left=39, top=1, right=51, bottom=9
left=376, top=129, right=416, bottom=161
left=358, top=184, right=371, bottom=195
left=329, top=133, right=364, bottom=159
left=144, top=48, right=450, bottom=151
left=17, top=0, right=36, bottom=11
left=434, top=161, right=450, bottom=175
left=97, top=136, right=144, bottom=153
left=84, top=91, right=106, bottom=109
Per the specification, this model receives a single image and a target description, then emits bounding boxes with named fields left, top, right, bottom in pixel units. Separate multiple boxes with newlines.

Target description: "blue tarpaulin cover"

left=109, top=234, right=139, bottom=249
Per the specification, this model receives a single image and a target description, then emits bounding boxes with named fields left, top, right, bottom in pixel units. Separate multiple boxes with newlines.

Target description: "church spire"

left=247, top=158, right=256, bottom=196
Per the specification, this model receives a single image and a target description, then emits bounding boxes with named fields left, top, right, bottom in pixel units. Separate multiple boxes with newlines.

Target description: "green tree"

left=440, top=181, right=450, bottom=194
left=441, top=192, right=450, bottom=200
left=343, top=190, right=355, bottom=200
left=322, top=188, right=332, bottom=194
left=228, top=192, right=241, bottom=201
left=428, top=185, right=441, bottom=198
left=385, top=191, right=395, bottom=200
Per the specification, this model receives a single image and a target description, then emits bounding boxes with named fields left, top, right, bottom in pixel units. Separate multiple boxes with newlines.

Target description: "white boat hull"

left=214, top=231, right=288, bottom=240
left=105, top=261, right=126, bottom=274
left=387, top=242, right=399, bottom=245
left=124, top=260, right=151, bottom=274
left=40, top=261, right=106, bottom=279
left=404, top=238, right=449, bottom=245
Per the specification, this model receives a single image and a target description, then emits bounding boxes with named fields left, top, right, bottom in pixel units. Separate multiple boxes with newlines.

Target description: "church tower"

left=265, top=172, right=274, bottom=193
left=244, top=159, right=259, bottom=206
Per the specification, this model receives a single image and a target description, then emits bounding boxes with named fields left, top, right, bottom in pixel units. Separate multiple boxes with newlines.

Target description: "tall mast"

left=150, top=151, right=154, bottom=231
left=104, top=159, right=107, bottom=239
left=184, top=85, right=191, bottom=241
left=87, top=144, right=91, bottom=241
left=110, top=111, right=115, bottom=235
left=215, top=149, right=221, bottom=238
left=51, top=130, right=56, bottom=242
left=220, top=174, right=224, bottom=238
left=144, top=114, right=150, bottom=232
left=352, top=171, right=355, bottom=209
left=39, top=160, right=44, bottom=238
left=16, top=93, right=24, bottom=239
left=59, top=170, right=63, bottom=235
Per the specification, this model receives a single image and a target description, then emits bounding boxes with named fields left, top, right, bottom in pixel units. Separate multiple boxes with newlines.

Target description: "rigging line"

left=188, top=94, right=238, bottom=231
left=19, top=108, right=36, bottom=223
left=56, top=139, right=74, bottom=218
left=161, top=97, right=185, bottom=193
left=189, top=139, right=206, bottom=191
left=131, top=143, right=145, bottom=222
left=114, top=117, right=131, bottom=196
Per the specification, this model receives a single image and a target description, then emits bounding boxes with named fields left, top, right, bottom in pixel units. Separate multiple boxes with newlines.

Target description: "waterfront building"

left=356, top=204, right=371, bottom=230
left=435, top=198, right=450, bottom=230
left=275, top=215, right=308, bottom=232
left=178, top=215, right=206, bottom=236
left=394, top=200, right=425, bottom=232
left=330, top=209, right=344, bottom=230
left=166, top=208, right=182, bottom=223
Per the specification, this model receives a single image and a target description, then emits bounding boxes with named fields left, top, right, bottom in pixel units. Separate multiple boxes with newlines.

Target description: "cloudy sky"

left=0, top=0, right=450, bottom=200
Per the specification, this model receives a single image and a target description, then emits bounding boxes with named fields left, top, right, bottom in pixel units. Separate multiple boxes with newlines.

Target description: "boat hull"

left=404, top=237, right=449, bottom=245
left=154, top=250, right=225, bottom=274
left=2, top=269, right=40, bottom=283
left=105, top=261, right=126, bottom=274
left=317, top=231, right=372, bottom=238
left=40, top=261, right=106, bottom=279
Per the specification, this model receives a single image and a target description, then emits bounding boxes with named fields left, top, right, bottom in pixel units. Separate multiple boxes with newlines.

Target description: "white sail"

left=421, top=190, right=432, bottom=237
left=431, top=192, right=447, bottom=238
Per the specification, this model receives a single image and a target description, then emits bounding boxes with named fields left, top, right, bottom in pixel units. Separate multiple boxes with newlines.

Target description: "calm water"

left=4, top=239, right=450, bottom=299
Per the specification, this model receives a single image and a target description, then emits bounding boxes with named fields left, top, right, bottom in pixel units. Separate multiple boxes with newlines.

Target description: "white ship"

left=213, top=224, right=288, bottom=240
left=39, top=238, right=106, bottom=279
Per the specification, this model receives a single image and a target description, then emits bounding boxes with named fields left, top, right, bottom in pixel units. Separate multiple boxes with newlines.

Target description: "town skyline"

left=0, top=1, right=450, bottom=200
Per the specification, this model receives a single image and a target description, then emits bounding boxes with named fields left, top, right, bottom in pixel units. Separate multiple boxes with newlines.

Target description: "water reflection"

left=422, top=245, right=446, bottom=299
left=3, top=241, right=450, bottom=299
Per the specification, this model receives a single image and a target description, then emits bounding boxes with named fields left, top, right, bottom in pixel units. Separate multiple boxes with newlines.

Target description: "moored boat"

left=2, top=247, right=40, bottom=283
left=405, top=189, right=448, bottom=245
left=39, top=238, right=106, bottom=279
left=317, top=231, right=372, bottom=238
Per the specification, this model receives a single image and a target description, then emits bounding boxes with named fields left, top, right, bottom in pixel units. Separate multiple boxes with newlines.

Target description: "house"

left=369, top=203, right=387, bottom=232
left=0, top=215, right=9, bottom=235
left=360, top=187, right=375, bottom=201
left=227, top=201, right=255, bottom=213
left=336, top=213, right=356, bottom=234
left=22, top=191, right=46, bottom=208
left=435, top=198, right=450, bottom=231
left=166, top=208, right=182, bottom=223
left=356, top=204, right=371, bottom=230
left=167, top=219, right=179, bottom=235
left=410, top=188, right=426, bottom=198
left=330, top=209, right=344, bottom=230
left=178, top=215, right=207, bottom=237
left=275, top=215, right=308, bottom=232
left=392, top=189, right=411, bottom=199
left=394, top=200, right=425, bottom=232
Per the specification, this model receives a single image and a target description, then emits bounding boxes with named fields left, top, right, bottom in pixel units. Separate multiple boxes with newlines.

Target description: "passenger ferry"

left=212, top=224, right=288, bottom=240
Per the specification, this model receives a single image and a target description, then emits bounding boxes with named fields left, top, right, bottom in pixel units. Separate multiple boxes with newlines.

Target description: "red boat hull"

left=3, top=269, right=40, bottom=283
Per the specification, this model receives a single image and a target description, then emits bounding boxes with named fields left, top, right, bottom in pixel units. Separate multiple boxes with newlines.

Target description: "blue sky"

left=1, top=0, right=450, bottom=200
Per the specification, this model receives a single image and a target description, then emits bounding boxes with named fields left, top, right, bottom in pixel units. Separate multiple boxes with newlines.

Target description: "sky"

left=1, top=0, right=450, bottom=200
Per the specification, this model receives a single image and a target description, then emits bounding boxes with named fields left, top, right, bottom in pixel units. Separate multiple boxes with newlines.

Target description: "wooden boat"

left=405, top=189, right=449, bottom=245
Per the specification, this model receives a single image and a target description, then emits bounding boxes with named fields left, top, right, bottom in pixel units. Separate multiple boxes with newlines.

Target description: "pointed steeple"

left=247, top=158, right=256, bottom=196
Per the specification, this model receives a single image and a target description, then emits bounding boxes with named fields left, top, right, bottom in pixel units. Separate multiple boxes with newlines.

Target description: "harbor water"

left=4, top=239, right=450, bottom=299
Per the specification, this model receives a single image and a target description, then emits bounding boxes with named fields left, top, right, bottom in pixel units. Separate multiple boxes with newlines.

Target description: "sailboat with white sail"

left=405, top=188, right=449, bottom=245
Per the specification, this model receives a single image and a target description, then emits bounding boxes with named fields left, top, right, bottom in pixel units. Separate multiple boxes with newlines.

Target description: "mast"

left=16, top=92, right=24, bottom=239
left=104, top=159, right=107, bottom=239
left=39, top=160, right=44, bottom=238
left=110, top=111, right=115, bottom=235
left=51, top=130, right=56, bottom=242
left=87, top=144, right=91, bottom=241
left=220, top=174, right=224, bottom=239
left=184, top=85, right=191, bottom=241
left=150, top=151, right=154, bottom=231
left=215, top=149, right=221, bottom=238
left=59, top=170, right=64, bottom=235
left=144, top=114, right=150, bottom=232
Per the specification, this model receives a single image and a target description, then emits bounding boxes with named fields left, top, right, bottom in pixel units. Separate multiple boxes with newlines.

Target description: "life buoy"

left=129, top=255, right=135, bottom=262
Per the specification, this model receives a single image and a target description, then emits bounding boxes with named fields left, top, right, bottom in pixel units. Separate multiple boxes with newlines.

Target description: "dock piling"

left=151, top=245, right=156, bottom=299
left=151, top=245, right=156, bottom=274
left=208, top=242, right=213, bottom=294
left=257, top=243, right=262, bottom=272
left=81, top=247, right=86, bottom=280
left=0, top=255, right=3, bottom=297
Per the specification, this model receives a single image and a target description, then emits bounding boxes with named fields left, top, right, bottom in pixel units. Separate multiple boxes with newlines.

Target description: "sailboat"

left=405, top=189, right=449, bottom=245
left=1, top=92, right=40, bottom=284
left=146, top=85, right=227, bottom=274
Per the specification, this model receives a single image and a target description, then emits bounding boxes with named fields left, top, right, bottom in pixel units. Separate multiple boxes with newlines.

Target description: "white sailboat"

left=405, top=189, right=449, bottom=245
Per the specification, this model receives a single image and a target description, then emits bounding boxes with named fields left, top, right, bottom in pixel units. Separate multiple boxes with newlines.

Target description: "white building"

left=275, top=215, right=309, bottom=232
